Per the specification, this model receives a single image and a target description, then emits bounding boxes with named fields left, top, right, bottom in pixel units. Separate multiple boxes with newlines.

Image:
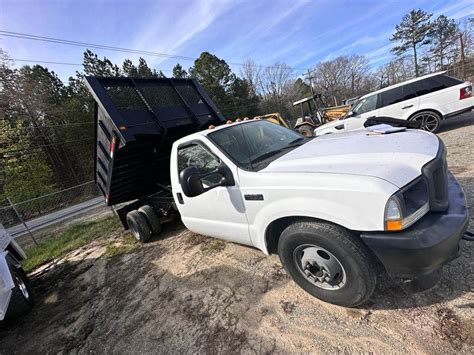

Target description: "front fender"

left=241, top=174, right=398, bottom=254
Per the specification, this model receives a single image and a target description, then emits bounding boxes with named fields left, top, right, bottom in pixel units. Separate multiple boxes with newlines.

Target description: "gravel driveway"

left=0, top=114, right=473, bottom=354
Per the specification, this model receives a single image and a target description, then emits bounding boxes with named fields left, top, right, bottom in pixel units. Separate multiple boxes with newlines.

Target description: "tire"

left=6, top=263, right=34, bottom=319
left=278, top=220, right=377, bottom=307
left=296, top=124, right=314, bottom=137
left=138, top=205, right=162, bottom=236
left=126, top=210, right=152, bottom=243
left=409, top=111, right=441, bottom=133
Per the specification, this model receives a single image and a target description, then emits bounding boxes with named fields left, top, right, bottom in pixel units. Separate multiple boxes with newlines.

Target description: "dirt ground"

left=1, top=115, right=473, bottom=354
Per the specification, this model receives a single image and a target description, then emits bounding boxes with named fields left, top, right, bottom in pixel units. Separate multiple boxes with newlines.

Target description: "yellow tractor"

left=254, top=113, right=291, bottom=128
left=254, top=111, right=317, bottom=137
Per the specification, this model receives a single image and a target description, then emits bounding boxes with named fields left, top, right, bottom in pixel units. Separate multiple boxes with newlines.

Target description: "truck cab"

left=170, top=120, right=468, bottom=306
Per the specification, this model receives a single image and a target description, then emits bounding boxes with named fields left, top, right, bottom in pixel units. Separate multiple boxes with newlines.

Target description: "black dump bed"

left=85, top=77, right=225, bottom=206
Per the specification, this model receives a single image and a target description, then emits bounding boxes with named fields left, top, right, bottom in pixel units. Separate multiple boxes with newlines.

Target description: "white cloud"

left=114, top=0, right=236, bottom=66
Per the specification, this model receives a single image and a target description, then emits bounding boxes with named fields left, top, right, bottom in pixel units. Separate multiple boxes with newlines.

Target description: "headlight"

left=384, top=178, right=429, bottom=231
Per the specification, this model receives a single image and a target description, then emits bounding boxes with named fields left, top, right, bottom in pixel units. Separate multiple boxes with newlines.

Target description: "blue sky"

left=0, top=0, right=473, bottom=81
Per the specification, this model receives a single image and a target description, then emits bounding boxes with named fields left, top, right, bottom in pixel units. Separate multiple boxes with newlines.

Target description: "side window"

left=352, top=95, right=377, bottom=115
left=433, top=74, right=463, bottom=88
left=379, top=85, right=417, bottom=107
left=177, top=143, right=222, bottom=187
left=410, top=78, right=445, bottom=97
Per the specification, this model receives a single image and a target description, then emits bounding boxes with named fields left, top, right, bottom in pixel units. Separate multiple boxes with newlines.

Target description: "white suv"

left=315, top=71, right=474, bottom=135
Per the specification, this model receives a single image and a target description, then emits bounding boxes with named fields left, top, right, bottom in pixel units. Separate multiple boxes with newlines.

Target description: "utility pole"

left=306, top=69, right=315, bottom=96
left=460, top=32, right=466, bottom=80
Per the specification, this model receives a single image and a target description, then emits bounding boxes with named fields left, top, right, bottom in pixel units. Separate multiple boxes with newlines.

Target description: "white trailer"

left=0, top=224, right=33, bottom=321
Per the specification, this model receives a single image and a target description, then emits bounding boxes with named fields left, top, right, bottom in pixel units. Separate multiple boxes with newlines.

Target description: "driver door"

left=172, top=141, right=251, bottom=245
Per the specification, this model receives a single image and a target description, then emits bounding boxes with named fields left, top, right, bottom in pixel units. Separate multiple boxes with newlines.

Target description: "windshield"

left=208, top=120, right=308, bottom=170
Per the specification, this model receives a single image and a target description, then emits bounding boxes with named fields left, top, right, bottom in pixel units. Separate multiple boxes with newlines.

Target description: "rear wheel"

left=410, top=111, right=441, bottom=133
left=278, top=221, right=377, bottom=307
left=138, top=205, right=162, bottom=236
left=126, top=210, right=151, bottom=243
left=296, top=124, right=314, bottom=137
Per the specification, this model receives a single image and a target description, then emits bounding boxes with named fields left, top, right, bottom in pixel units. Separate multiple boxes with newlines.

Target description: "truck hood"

left=262, top=129, right=439, bottom=188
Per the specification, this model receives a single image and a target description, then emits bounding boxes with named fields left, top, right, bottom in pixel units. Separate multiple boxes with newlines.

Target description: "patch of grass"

left=104, top=234, right=138, bottom=258
left=200, top=239, right=226, bottom=255
left=23, top=216, right=121, bottom=272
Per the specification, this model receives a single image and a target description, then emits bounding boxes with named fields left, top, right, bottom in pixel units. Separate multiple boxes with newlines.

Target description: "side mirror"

left=216, top=162, right=235, bottom=186
left=346, top=111, right=354, bottom=118
left=179, top=163, right=235, bottom=198
left=180, top=166, right=205, bottom=197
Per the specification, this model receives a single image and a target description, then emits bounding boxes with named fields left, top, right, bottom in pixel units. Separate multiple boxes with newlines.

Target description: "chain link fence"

left=0, top=181, right=103, bottom=247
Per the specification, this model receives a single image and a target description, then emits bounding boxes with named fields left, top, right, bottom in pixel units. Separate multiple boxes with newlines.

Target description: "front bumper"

left=361, top=172, right=469, bottom=279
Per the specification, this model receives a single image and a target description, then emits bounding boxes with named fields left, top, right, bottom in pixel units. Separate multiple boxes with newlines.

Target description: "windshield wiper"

left=252, top=142, right=304, bottom=165
left=251, top=137, right=309, bottom=166
left=288, top=137, right=306, bottom=145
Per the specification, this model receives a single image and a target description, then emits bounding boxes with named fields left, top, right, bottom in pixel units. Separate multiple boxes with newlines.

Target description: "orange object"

left=226, top=120, right=232, bottom=124
left=208, top=124, right=215, bottom=129
left=386, top=220, right=402, bottom=231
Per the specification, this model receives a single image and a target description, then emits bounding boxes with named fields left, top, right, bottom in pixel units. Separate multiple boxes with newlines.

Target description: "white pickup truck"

left=87, top=77, right=469, bottom=307
left=0, top=224, right=33, bottom=320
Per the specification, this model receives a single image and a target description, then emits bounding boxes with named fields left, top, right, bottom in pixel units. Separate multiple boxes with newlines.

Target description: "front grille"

left=422, top=138, right=449, bottom=212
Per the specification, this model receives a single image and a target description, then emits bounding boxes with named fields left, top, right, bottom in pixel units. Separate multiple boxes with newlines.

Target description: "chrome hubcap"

left=293, top=245, right=346, bottom=290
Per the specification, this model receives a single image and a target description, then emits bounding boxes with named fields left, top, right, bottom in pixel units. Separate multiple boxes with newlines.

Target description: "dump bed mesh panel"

left=102, top=84, right=146, bottom=110
left=136, top=82, right=183, bottom=108
left=175, top=81, right=204, bottom=105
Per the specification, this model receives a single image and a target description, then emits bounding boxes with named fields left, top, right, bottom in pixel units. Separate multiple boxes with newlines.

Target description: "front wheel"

left=410, top=111, right=441, bottom=133
left=278, top=221, right=377, bottom=307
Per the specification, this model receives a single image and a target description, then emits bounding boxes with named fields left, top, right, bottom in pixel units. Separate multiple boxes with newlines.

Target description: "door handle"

left=176, top=193, right=184, bottom=204
left=402, top=105, right=413, bottom=110
left=335, top=124, right=344, bottom=130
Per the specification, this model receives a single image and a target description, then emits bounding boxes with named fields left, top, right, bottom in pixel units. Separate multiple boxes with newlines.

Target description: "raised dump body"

left=85, top=77, right=225, bottom=206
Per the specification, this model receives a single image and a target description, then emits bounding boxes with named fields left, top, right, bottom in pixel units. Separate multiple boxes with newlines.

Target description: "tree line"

left=0, top=9, right=472, bottom=204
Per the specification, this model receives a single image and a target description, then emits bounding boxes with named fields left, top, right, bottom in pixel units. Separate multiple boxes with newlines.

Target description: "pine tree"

left=390, top=9, right=434, bottom=76
left=429, top=15, right=459, bottom=67
left=172, top=63, right=188, bottom=78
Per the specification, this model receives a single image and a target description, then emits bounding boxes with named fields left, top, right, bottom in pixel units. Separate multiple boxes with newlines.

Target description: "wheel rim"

left=293, top=244, right=347, bottom=290
left=13, top=272, right=30, bottom=300
left=412, top=113, right=438, bottom=132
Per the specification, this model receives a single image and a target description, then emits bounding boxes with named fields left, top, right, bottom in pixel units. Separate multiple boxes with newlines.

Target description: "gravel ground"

left=0, top=114, right=473, bottom=354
